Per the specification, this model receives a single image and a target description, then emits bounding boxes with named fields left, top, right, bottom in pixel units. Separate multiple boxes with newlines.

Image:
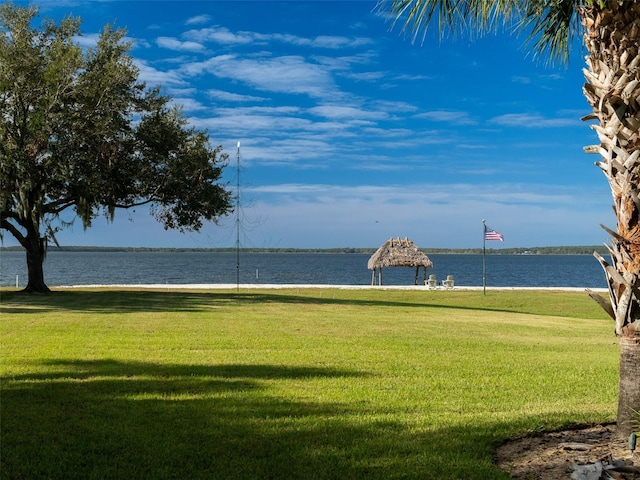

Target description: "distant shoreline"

left=0, top=245, right=609, bottom=255
left=55, top=284, right=608, bottom=293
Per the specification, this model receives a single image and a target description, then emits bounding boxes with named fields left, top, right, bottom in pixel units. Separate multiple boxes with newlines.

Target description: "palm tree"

left=376, top=0, right=640, bottom=438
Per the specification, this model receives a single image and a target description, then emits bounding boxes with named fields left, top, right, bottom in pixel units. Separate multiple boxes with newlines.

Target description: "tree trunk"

left=23, top=234, right=50, bottom=293
left=580, top=2, right=640, bottom=438
left=618, top=335, right=640, bottom=437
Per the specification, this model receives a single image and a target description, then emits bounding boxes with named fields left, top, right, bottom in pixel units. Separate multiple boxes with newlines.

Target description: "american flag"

left=484, top=227, right=504, bottom=242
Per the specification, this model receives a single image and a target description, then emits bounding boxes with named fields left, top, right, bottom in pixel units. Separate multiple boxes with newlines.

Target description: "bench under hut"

left=368, top=237, right=434, bottom=286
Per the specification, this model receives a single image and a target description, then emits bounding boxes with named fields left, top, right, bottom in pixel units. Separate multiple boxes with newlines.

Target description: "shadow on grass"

left=1, top=289, right=599, bottom=318
left=9, top=358, right=367, bottom=382
left=1, top=358, right=516, bottom=480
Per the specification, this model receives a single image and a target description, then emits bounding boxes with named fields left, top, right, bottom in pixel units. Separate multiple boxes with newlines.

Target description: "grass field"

left=0, top=288, right=618, bottom=479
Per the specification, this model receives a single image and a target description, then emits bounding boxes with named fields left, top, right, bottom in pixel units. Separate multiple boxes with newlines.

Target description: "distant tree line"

left=0, top=245, right=611, bottom=255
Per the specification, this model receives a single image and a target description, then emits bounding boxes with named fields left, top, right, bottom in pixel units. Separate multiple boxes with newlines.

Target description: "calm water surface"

left=0, top=251, right=609, bottom=288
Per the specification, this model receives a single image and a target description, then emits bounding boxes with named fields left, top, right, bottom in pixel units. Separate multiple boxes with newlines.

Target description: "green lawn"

left=0, top=288, right=618, bottom=479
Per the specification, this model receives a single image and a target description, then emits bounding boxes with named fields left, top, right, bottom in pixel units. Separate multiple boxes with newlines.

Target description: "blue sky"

left=8, top=0, right=616, bottom=249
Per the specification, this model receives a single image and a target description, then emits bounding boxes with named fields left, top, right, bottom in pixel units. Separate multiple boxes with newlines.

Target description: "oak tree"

left=0, top=4, right=233, bottom=292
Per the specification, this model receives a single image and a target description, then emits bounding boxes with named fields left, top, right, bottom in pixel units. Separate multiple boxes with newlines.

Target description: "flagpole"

left=236, top=141, right=241, bottom=292
left=482, top=219, right=486, bottom=296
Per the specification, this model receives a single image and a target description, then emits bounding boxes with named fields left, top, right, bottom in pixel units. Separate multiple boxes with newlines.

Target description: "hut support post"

left=414, top=266, right=419, bottom=285
left=371, top=268, right=375, bottom=286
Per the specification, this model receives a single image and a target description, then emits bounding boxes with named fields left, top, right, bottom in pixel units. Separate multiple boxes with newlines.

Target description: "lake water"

left=0, top=250, right=610, bottom=288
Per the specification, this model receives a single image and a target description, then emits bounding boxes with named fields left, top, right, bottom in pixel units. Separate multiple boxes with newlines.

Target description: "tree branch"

left=113, top=198, right=156, bottom=209
left=0, top=217, right=27, bottom=247
left=45, top=198, right=79, bottom=215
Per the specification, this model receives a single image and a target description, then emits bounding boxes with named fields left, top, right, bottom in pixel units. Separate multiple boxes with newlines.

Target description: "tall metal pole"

left=236, top=141, right=240, bottom=292
left=482, top=219, right=486, bottom=296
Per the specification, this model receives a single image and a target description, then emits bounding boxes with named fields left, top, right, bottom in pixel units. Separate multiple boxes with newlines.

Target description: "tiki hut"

left=367, top=237, right=434, bottom=286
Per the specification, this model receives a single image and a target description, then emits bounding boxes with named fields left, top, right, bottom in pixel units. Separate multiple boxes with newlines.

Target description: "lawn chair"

left=442, top=275, right=454, bottom=289
left=426, top=274, right=437, bottom=289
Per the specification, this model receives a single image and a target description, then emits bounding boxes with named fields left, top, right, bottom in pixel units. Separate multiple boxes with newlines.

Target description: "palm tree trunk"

left=618, top=336, right=640, bottom=435
left=580, top=1, right=640, bottom=438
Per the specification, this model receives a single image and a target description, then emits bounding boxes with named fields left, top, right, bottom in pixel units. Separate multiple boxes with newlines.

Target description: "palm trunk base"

left=617, top=335, right=640, bottom=439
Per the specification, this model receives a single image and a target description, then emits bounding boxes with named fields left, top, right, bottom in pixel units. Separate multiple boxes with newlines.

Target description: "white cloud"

left=196, top=113, right=314, bottom=138
left=171, top=97, right=208, bottom=112
left=309, top=35, right=374, bottom=49
left=393, top=74, right=432, bottom=81
left=74, top=33, right=148, bottom=50
left=184, top=55, right=338, bottom=98
left=248, top=182, right=593, bottom=207
left=314, top=52, right=378, bottom=71
left=235, top=139, right=337, bottom=165
left=181, top=54, right=234, bottom=76
left=184, top=26, right=255, bottom=45
left=73, top=33, right=100, bottom=48
left=207, top=89, right=267, bottom=103
left=266, top=33, right=371, bottom=49
left=184, top=26, right=374, bottom=49
left=166, top=87, right=198, bottom=96
left=134, top=59, right=186, bottom=86
left=186, top=14, right=211, bottom=26
left=373, top=100, right=418, bottom=113
left=341, top=70, right=386, bottom=81
left=489, top=113, right=579, bottom=128
left=156, top=36, right=205, bottom=52
left=215, top=106, right=302, bottom=116
left=309, top=105, right=388, bottom=121
left=415, top=110, right=476, bottom=125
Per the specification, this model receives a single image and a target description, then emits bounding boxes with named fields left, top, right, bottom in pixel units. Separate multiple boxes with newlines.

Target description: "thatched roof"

left=367, top=237, right=433, bottom=270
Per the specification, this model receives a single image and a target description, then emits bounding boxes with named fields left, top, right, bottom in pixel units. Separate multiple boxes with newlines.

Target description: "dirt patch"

left=495, top=424, right=639, bottom=479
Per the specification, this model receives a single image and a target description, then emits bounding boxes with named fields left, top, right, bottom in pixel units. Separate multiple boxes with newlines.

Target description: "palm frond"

left=520, top=0, right=581, bottom=65
left=375, top=0, right=523, bottom=44
left=376, top=0, right=582, bottom=64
